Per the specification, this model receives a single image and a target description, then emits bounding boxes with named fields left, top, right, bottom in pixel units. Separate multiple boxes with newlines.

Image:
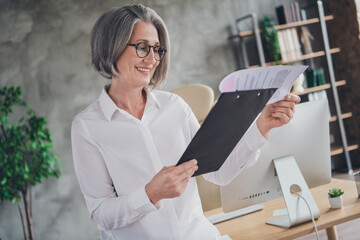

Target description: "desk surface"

left=204, top=178, right=360, bottom=240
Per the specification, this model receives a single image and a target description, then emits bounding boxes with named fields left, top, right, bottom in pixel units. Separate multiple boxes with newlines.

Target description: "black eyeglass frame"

left=127, top=42, right=167, bottom=61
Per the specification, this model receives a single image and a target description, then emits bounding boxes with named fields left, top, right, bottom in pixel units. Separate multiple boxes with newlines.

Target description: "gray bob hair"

left=90, top=4, right=170, bottom=88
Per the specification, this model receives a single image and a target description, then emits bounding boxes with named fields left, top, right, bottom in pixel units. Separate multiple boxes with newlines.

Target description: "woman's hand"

left=256, top=94, right=301, bottom=138
left=145, top=159, right=198, bottom=205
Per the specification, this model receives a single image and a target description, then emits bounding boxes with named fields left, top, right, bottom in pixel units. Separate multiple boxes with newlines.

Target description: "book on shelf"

left=290, top=2, right=297, bottom=22
left=277, top=30, right=287, bottom=62
left=276, top=1, right=302, bottom=24
left=286, top=29, right=296, bottom=60
left=294, top=2, right=301, bottom=22
left=306, top=67, right=330, bottom=112
left=285, top=2, right=294, bottom=23
left=275, top=1, right=303, bottom=62
left=306, top=67, right=329, bottom=115
left=276, top=5, right=287, bottom=25
left=290, top=28, right=302, bottom=59
left=306, top=67, right=326, bottom=88
left=277, top=28, right=302, bottom=62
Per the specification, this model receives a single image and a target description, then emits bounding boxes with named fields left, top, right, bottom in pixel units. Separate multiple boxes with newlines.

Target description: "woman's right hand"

left=145, top=159, right=198, bottom=205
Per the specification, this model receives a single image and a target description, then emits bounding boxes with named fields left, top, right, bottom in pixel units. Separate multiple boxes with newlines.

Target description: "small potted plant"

left=328, top=188, right=344, bottom=209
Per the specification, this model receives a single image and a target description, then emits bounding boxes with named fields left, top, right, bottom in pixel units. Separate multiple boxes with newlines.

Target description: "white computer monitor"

left=220, top=99, right=332, bottom=226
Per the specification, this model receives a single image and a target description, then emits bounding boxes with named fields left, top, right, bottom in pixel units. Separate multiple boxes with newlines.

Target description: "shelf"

left=275, top=15, right=334, bottom=30
left=331, top=144, right=359, bottom=156
left=278, top=48, right=340, bottom=65
left=292, top=80, right=346, bottom=96
left=231, top=15, right=334, bottom=39
left=248, top=48, right=341, bottom=68
left=248, top=48, right=340, bottom=68
left=330, top=112, right=352, bottom=123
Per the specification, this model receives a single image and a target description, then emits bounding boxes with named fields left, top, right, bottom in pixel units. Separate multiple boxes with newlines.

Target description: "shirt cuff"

left=129, top=187, right=160, bottom=213
left=245, top=121, right=267, bottom=152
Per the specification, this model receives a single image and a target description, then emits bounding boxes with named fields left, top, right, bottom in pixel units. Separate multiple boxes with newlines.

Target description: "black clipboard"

left=176, top=88, right=277, bottom=176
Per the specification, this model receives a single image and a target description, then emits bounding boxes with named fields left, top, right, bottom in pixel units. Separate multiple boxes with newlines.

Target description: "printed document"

left=219, top=65, right=308, bottom=104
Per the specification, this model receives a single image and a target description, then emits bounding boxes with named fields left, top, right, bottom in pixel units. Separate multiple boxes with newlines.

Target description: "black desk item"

left=177, top=88, right=277, bottom=176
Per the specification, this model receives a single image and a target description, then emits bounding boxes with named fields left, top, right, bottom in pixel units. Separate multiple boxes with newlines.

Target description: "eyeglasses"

left=127, top=42, right=167, bottom=61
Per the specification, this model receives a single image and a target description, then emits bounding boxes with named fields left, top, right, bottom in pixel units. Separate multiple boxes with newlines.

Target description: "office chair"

left=171, top=84, right=214, bottom=125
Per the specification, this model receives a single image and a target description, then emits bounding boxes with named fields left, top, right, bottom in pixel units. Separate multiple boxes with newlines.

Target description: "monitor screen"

left=220, top=99, right=332, bottom=213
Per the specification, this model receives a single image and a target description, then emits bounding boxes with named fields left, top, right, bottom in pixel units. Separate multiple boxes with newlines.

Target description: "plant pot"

left=328, top=196, right=343, bottom=209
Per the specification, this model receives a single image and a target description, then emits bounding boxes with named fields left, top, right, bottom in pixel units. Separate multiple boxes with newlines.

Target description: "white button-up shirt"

left=71, top=87, right=266, bottom=240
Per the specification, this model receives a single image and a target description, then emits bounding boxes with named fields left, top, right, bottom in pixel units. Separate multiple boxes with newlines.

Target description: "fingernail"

left=193, top=159, right=197, bottom=164
left=287, top=95, right=292, bottom=100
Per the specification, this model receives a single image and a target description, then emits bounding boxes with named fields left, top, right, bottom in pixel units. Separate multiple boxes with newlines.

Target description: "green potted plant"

left=261, top=15, right=281, bottom=64
left=328, top=188, right=344, bottom=209
left=0, top=86, right=61, bottom=240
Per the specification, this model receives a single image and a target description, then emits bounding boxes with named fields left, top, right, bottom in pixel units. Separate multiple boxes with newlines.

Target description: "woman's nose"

left=143, top=47, right=157, bottom=63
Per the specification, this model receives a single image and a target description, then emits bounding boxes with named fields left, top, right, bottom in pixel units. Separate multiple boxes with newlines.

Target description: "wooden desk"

left=204, top=178, right=360, bottom=240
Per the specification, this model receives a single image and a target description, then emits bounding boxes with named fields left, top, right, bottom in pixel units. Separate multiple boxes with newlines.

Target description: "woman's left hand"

left=256, top=94, right=301, bottom=138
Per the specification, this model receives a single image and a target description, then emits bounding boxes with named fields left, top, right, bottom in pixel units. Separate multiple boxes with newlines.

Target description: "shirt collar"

left=99, top=85, right=161, bottom=122
left=144, top=86, right=161, bottom=112
left=99, top=85, right=118, bottom=122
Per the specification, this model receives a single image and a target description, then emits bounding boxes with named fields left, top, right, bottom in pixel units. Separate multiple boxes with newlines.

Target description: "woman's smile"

left=135, top=66, right=151, bottom=74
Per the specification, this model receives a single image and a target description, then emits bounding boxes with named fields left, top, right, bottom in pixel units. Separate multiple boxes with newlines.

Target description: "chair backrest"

left=171, top=84, right=214, bottom=124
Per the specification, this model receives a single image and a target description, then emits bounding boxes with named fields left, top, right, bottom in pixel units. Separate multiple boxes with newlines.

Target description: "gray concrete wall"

left=0, top=0, right=293, bottom=239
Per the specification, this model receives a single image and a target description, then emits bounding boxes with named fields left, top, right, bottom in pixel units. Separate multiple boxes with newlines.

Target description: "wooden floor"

left=295, top=170, right=360, bottom=240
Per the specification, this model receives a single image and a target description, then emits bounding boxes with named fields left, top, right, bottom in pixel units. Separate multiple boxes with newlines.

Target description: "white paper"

left=219, top=65, right=308, bottom=105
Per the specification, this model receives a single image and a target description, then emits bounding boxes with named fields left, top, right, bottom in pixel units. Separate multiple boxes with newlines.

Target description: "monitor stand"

left=266, top=155, right=320, bottom=228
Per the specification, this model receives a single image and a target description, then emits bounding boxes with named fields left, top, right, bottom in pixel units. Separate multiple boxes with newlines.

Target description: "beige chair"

left=171, top=84, right=214, bottom=125
left=171, top=84, right=221, bottom=211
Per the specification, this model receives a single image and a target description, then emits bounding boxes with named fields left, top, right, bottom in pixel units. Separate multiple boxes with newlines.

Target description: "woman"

left=71, top=4, right=300, bottom=240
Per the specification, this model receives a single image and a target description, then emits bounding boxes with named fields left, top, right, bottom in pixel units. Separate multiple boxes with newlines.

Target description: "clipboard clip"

left=236, top=91, right=261, bottom=99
